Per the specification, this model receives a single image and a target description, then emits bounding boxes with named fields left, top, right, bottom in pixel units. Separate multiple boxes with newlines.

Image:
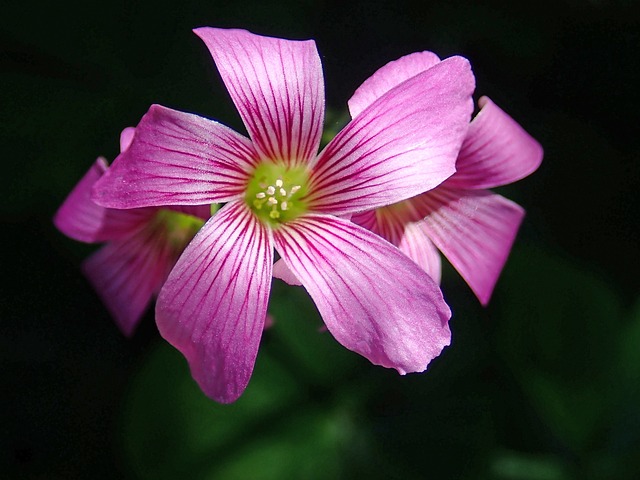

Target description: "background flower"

left=54, top=129, right=210, bottom=336
left=350, top=53, right=544, bottom=304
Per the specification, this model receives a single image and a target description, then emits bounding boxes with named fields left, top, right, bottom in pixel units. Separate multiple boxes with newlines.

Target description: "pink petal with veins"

left=307, top=56, right=475, bottom=215
left=447, top=97, right=543, bottom=190
left=415, top=186, right=525, bottom=305
left=348, top=51, right=441, bottom=118
left=54, top=158, right=155, bottom=243
left=92, top=105, right=258, bottom=209
left=194, top=27, right=324, bottom=167
left=156, top=201, right=273, bottom=403
left=274, top=214, right=451, bottom=374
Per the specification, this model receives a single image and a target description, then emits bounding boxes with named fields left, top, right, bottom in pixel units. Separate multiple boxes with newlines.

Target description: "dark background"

left=2, top=0, right=638, bottom=478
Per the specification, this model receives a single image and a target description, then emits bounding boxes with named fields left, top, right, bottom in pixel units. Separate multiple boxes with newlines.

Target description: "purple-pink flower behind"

left=54, top=128, right=209, bottom=336
left=350, top=52, right=543, bottom=305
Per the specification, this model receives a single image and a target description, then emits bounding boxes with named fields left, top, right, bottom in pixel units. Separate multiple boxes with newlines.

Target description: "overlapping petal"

left=306, top=56, right=475, bottom=215
left=54, top=158, right=156, bottom=243
left=272, top=258, right=302, bottom=286
left=273, top=214, right=451, bottom=374
left=194, top=27, right=324, bottom=167
left=92, top=105, right=259, bottom=209
left=155, top=201, right=273, bottom=403
left=82, top=224, right=176, bottom=337
left=398, top=222, right=442, bottom=285
left=348, top=51, right=441, bottom=118
left=413, top=187, right=525, bottom=305
left=446, top=97, right=543, bottom=190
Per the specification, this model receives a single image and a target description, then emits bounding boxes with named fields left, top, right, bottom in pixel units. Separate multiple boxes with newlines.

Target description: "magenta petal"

left=398, top=222, right=442, bottom=285
left=119, top=127, right=136, bottom=152
left=273, top=214, right=451, bottom=374
left=54, top=158, right=155, bottom=243
left=156, top=201, right=273, bottom=403
left=415, top=187, right=525, bottom=305
left=348, top=51, right=441, bottom=118
left=308, top=56, right=475, bottom=215
left=92, top=105, right=258, bottom=209
left=272, top=258, right=302, bottom=286
left=447, top=97, right=543, bottom=189
left=82, top=226, right=175, bottom=337
left=194, top=27, right=324, bottom=167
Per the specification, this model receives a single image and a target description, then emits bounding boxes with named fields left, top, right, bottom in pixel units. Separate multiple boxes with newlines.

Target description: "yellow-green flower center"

left=152, top=209, right=206, bottom=250
left=245, top=162, right=310, bottom=226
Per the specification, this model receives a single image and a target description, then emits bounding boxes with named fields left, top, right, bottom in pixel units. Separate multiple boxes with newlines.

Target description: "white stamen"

left=279, top=188, right=287, bottom=196
left=267, top=197, right=278, bottom=205
left=275, top=179, right=284, bottom=188
left=256, top=192, right=266, bottom=199
left=266, top=186, right=276, bottom=195
left=281, top=201, right=288, bottom=211
left=290, top=185, right=301, bottom=194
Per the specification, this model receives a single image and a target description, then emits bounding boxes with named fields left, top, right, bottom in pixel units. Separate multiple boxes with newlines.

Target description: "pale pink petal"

left=352, top=207, right=442, bottom=283
left=119, top=127, right=136, bottom=152
left=398, top=222, right=442, bottom=285
left=194, top=27, right=324, bottom=167
left=81, top=225, right=176, bottom=337
left=273, top=214, right=451, bottom=374
left=348, top=51, right=441, bottom=118
left=272, top=258, right=302, bottom=286
left=307, top=56, right=475, bottom=215
left=54, top=158, right=155, bottom=243
left=446, top=97, right=543, bottom=190
left=156, top=201, right=273, bottom=403
left=415, top=187, right=525, bottom=305
left=92, top=105, right=259, bottom=209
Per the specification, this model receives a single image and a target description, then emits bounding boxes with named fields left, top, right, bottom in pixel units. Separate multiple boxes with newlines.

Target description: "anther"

left=256, top=192, right=266, bottom=199
left=266, top=186, right=276, bottom=195
left=267, top=197, right=278, bottom=206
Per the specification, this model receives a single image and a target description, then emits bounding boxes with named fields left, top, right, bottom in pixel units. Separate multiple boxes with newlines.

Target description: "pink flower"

left=92, top=28, right=476, bottom=403
left=349, top=52, right=543, bottom=305
left=54, top=128, right=209, bottom=336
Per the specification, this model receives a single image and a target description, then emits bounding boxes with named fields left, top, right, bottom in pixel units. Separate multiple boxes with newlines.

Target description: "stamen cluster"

left=246, top=162, right=309, bottom=225
left=253, top=177, right=302, bottom=219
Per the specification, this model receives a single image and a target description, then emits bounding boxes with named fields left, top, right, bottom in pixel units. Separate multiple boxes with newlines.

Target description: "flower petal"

left=194, top=27, right=324, bottom=167
left=155, top=201, right=273, bottom=403
left=398, top=222, right=442, bottom=285
left=272, top=258, right=302, bottom=286
left=82, top=225, right=176, bottom=337
left=307, top=56, right=475, bottom=215
left=54, top=158, right=155, bottom=243
left=119, top=127, right=136, bottom=152
left=447, top=97, right=543, bottom=189
left=348, top=51, right=441, bottom=118
left=273, top=214, right=451, bottom=374
left=352, top=207, right=442, bottom=284
left=415, top=187, right=525, bottom=305
left=92, top=105, right=258, bottom=209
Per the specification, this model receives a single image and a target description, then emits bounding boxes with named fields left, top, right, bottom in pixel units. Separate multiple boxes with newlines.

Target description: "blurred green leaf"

left=120, top=284, right=367, bottom=479
left=493, top=246, right=623, bottom=452
left=120, top=341, right=303, bottom=479
left=489, top=449, right=569, bottom=480
left=267, top=282, right=360, bottom=386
